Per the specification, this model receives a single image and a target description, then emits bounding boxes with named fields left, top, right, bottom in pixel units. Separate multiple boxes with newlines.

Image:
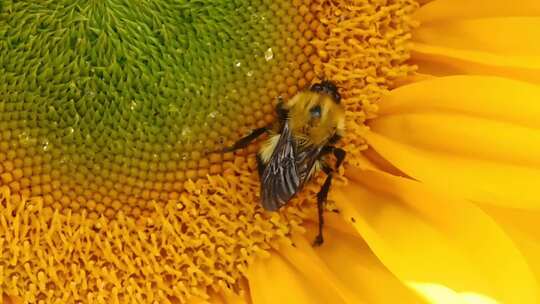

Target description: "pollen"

left=0, top=0, right=417, bottom=302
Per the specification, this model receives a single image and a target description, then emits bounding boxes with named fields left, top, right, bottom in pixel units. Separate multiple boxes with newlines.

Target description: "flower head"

left=1, top=0, right=539, bottom=303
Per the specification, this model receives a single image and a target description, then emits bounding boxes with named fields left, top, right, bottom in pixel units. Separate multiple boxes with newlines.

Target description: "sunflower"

left=1, top=0, right=539, bottom=303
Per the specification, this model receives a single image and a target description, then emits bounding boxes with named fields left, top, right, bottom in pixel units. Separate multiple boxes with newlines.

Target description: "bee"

left=223, top=81, right=346, bottom=246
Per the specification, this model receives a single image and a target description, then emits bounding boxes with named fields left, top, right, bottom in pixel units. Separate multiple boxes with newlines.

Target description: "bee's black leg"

left=256, top=154, right=266, bottom=177
left=314, top=164, right=333, bottom=246
left=313, top=147, right=346, bottom=246
left=221, top=127, right=269, bottom=153
left=333, top=147, right=346, bottom=169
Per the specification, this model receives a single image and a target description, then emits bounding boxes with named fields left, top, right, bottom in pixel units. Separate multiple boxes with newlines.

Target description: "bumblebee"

left=223, top=81, right=346, bottom=246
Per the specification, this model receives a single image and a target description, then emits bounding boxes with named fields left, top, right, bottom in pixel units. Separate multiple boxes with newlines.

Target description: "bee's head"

left=285, top=82, right=345, bottom=146
left=309, top=80, right=341, bottom=104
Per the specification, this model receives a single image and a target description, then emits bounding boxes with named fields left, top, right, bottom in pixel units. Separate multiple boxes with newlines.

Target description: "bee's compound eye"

left=310, top=105, right=321, bottom=119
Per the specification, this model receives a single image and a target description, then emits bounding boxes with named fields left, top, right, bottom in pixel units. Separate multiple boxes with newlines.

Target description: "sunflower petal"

left=186, top=287, right=251, bottom=304
left=334, top=167, right=538, bottom=303
left=219, top=288, right=251, bottom=304
left=416, top=0, right=540, bottom=22
left=365, top=76, right=540, bottom=208
left=300, top=218, right=428, bottom=304
left=393, top=72, right=435, bottom=87
left=479, top=205, right=540, bottom=286
left=246, top=250, right=348, bottom=304
left=278, top=236, right=364, bottom=304
left=409, top=282, right=501, bottom=304
left=412, top=1, right=540, bottom=83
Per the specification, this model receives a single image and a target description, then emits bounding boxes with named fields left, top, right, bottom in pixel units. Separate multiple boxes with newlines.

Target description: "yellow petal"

left=409, top=282, right=501, bottom=304
left=335, top=167, right=538, bottom=303
left=414, top=18, right=540, bottom=65
left=219, top=287, right=251, bottom=304
left=479, top=205, right=540, bottom=287
left=301, top=216, right=428, bottom=304
left=415, top=0, right=540, bottom=23
left=365, top=76, right=540, bottom=208
left=412, top=1, right=540, bottom=83
left=278, top=236, right=364, bottom=304
left=412, top=18, right=540, bottom=83
left=247, top=218, right=426, bottom=304
left=375, top=76, right=540, bottom=126
left=392, top=72, right=435, bottom=88
left=246, top=250, right=348, bottom=304
left=186, top=292, right=249, bottom=304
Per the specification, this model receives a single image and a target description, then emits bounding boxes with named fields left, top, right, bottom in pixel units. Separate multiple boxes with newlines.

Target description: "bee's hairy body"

left=259, top=90, right=345, bottom=184
left=223, top=81, right=346, bottom=246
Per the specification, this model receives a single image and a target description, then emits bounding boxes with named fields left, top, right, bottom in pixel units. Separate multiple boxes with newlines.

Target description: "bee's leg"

left=221, top=127, right=269, bottom=153
left=256, top=154, right=266, bottom=177
left=329, top=147, right=345, bottom=215
left=332, top=147, right=346, bottom=169
left=314, top=164, right=333, bottom=246
left=313, top=147, right=346, bottom=246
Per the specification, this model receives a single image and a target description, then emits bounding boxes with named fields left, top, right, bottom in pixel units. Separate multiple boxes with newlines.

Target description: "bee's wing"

left=296, top=144, right=324, bottom=183
left=260, top=120, right=300, bottom=211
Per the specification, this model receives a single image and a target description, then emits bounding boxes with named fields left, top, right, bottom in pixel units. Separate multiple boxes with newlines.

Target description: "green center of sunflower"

left=0, top=0, right=417, bottom=302
left=0, top=0, right=319, bottom=218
